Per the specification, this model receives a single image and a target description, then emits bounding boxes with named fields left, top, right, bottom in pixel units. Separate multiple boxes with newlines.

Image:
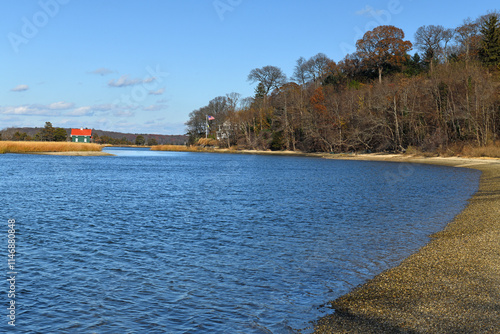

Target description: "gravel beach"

left=314, top=156, right=500, bottom=333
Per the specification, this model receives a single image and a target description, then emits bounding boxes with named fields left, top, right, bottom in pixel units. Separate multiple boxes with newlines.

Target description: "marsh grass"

left=461, top=143, right=500, bottom=158
left=0, top=141, right=103, bottom=154
left=150, top=145, right=217, bottom=152
left=441, top=142, right=500, bottom=158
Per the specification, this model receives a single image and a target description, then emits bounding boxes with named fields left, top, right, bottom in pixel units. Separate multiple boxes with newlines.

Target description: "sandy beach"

left=314, top=155, right=500, bottom=333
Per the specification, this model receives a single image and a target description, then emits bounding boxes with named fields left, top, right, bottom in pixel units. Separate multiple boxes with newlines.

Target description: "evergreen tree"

left=54, top=128, right=67, bottom=141
left=405, top=53, right=425, bottom=76
left=40, top=122, right=55, bottom=141
left=479, top=15, right=500, bottom=66
left=135, top=135, right=145, bottom=146
left=254, top=82, right=266, bottom=100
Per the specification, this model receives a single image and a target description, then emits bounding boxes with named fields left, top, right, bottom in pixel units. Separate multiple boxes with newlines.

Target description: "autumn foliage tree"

left=355, top=25, right=412, bottom=83
left=186, top=13, right=500, bottom=155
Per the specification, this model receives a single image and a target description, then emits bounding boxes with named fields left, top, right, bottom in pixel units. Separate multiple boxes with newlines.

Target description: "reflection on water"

left=0, top=150, right=480, bottom=333
left=104, top=146, right=182, bottom=157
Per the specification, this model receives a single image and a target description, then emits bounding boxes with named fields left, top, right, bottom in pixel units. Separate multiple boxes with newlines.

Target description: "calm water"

left=0, top=148, right=480, bottom=333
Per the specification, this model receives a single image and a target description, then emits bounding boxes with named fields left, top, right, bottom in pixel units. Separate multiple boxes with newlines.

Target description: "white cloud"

left=0, top=105, right=60, bottom=116
left=48, top=102, right=75, bottom=110
left=114, top=110, right=135, bottom=117
left=149, top=88, right=165, bottom=95
left=57, top=119, right=74, bottom=125
left=143, top=104, right=167, bottom=111
left=66, top=107, right=94, bottom=116
left=11, top=84, right=29, bottom=92
left=89, top=67, right=114, bottom=76
left=108, top=75, right=156, bottom=87
left=91, top=104, right=116, bottom=112
left=0, top=101, right=73, bottom=116
left=355, top=5, right=384, bottom=16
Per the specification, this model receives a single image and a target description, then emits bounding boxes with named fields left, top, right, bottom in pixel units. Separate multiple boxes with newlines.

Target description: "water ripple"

left=0, top=149, right=480, bottom=333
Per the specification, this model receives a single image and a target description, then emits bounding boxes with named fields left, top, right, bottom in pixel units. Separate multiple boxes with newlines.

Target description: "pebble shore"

left=314, top=156, right=500, bottom=333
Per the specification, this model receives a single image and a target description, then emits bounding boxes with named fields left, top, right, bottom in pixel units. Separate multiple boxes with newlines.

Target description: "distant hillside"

left=92, top=129, right=187, bottom=145
left=0, top=127, right=187, bottom=145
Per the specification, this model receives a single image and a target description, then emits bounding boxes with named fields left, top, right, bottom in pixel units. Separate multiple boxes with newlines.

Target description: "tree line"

left=186, top=12, right=500, bottom=153
left=1, top=124, right=181, bottom=146
left=1, top=122, right=69, bottom=142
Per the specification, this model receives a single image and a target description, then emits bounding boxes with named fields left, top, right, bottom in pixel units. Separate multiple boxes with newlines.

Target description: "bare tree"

left=247, top=65, right=287, bottom=95
left=441, top=28, right=455, bottom=62
left=226, top=92, right=241, bottom=111
left=454, top=18, right=481, bottom=63
left=305, top=53, right=333, bottom=83
left=414, top=25, right=446, bottom=71
left=291, top=57, right=312, bottom=85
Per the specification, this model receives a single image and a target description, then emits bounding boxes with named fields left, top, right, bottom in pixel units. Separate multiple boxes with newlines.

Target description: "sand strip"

left=314, top=156, right=500, bottom=333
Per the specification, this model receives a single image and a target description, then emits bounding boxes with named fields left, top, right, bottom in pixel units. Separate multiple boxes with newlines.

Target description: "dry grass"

left=197, top=138, right=218, bottom=147
left=151, top=145, right=215, bottom=152
left=405, top=143, right=500, bottom=159
left=0, top=141, right=103, bottom=154
left=460, top=143, right=500, bottom=158
left=151, top=144, right=243, bottom=154
left=404, top=146, right=438, bottom=157
left=440, top=142, right=500, bottom=158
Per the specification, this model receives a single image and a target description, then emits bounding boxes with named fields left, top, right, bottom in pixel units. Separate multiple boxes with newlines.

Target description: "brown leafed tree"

left=356, top=25, right=413, bottom=83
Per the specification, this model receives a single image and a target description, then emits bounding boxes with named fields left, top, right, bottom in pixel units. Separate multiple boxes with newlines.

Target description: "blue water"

left=0, top=148, right=480, bottom=333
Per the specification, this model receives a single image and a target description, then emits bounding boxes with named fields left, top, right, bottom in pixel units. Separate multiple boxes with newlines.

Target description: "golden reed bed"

left=151, top=145, right=219, bottom=152
left=0, top=141, right=103, bottom=154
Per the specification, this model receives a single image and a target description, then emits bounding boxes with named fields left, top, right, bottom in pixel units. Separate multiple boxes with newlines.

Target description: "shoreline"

left=313, top=155, right=500, bottom=333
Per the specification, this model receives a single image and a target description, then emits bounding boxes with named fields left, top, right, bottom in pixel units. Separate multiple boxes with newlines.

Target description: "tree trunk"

left=394, top=95, right=401, bottom=151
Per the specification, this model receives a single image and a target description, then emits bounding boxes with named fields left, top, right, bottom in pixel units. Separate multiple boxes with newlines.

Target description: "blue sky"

left=1, top=0, right=498, bottom=135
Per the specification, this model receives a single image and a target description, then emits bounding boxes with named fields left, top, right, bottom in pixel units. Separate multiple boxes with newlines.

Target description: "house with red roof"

left=70, top=128, right=92, bottom=143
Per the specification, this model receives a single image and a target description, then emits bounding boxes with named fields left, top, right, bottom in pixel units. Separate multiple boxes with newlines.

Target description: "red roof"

left=71, top=128, right=92, bottom=136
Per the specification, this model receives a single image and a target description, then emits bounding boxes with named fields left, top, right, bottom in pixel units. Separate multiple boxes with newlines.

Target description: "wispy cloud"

left=63, top=103, right=139, bottom=117
left=89, top=67, right=114, bottom=76
left=0, top=101, right=73, bottom=116
left=11, top=84, right=29, bottom=92
left=114, top=110, right=135, bottom=117
left=143, top=104, right=168, bottom=112
left=48, top=102, right=75, bottom=110
left=90, top=104, right=116, bottom=112
left=108, top=75, right=156, bottom=87
left=355, top=5, right=384, bottom=16
left=66, top=107, right=94, bottom=116
left=0, top=105, right=60, bottom=116
left=149, top=88, right=165, bottom=95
